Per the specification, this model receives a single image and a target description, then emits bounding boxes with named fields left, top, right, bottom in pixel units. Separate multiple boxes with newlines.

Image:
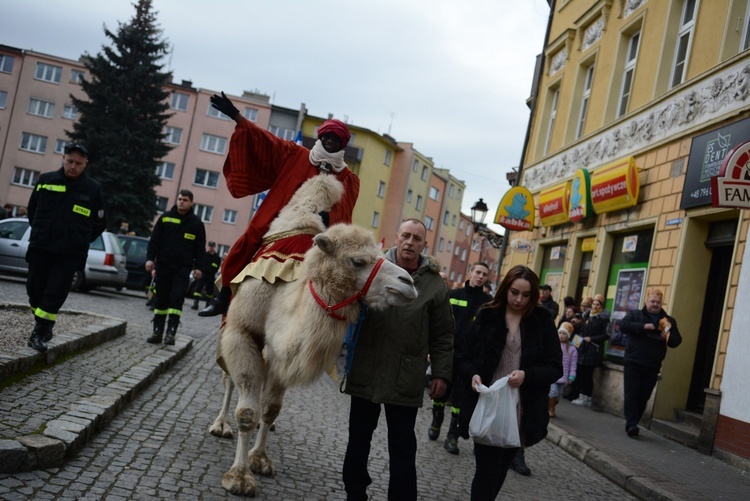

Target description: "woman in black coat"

left=571, top=294, right=610, bottom=407
left=456, top=265, right=562, bottom=500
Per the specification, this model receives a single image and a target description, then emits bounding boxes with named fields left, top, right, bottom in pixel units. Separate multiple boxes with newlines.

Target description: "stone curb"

left=0, top=306, right=193, bottom=474
left=546, top=423, right=681, bottom=501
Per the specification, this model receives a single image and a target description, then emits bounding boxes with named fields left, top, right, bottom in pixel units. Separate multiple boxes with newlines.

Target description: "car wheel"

left=71, top=270, right=85, bottom=291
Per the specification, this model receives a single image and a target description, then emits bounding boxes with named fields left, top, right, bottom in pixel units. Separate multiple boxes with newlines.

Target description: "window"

left=223, top=209, right=237, bottom=224
left=35, top=62, right=62, bottom=83
left=421, top=166, right=429, bottom=181
left=270, top=126, right=295, bottom=141
left=450, top=271, right=455, bottom=280
left=156, top=196, right=168, bottom=213
left=28, top=98, right=55, bottom=118
left=461, top=248, right=467, bottom=261
left=377, top=181, right=386, bottom=198
left=412, top=159, right=419, bottom=172
left=200, top=134, right=227, bottom=154
left=459, top=221, right=464, bottom=230
left=371, top=211, right=380, bottom=228
left=618, top=31, right=641, bottom=117
left=457, top=188, right=462, bottom=199
left=70, top=69, right=85, bottom=83
left=55, top=139, right=71, bottom=154
left=20, top=132, right=47, bottom=153
left=670, top=0, right=697, bottom=88
left=384, top=150, right=392, bottom=166
left=457, top=273, right=463, bottom=283
left=217, top=244, right=230, bottom=257
left=62, top=104, right=78, bottom=120
left=425, top=216, right=435, bottom=231
left=447, top=241, right=452, bottom=252
left=438, top=238, right=445, bottom=251
left=12, top=167, right=39, bottom=187
left=544, top=88, right=559, bottom=155
left=443, top=210, right=450, bottom=224
left=156, top=161, right=175, bottom=180
left=406, top=189, right=413, bottom=203
left=208, top=103, right=231, bottom=120
left=454, top=245, right=461, bottom=256
left=170, top=92, right=189, bottom=111
left=0, top=54, right=15, bottom=73
left=0, top=90, right=7, bottom=109
left=415, top=195, right=423, bottom=211
left=194, top=169, right=220, bottom=188
left=448, top=184, right=455, bottom=197
left=744, top=1, right=750, bottom=51
left=429, top=186, right=440, bottom=200
left=577, top=64, right=595, bottom=139
left=452, top=214, right=457, bottom=226
left=193, top=204, right=213, bottom=223
left=164, top=126, right=182, bottom=145
left=466, top=224, right=472, bottom=236
left=244, top=107, right=258, bottom=122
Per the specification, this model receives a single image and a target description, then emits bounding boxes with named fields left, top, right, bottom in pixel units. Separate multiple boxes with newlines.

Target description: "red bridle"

left=308, top=258, right=385, bottom=321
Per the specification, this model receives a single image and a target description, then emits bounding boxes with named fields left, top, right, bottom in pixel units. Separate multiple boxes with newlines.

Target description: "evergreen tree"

left=69, top=0, right=172, bottom=236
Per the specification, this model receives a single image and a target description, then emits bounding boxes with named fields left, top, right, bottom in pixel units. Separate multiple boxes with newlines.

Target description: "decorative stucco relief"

left=523, top=61, right=750, bottom=192
left=582, top=17, right=604, bottom=51
left=624, top=0, right=648, bottom=18
left=551, top=48, right=568, bottom=75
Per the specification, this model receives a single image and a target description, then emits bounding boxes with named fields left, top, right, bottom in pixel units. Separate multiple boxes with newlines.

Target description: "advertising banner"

left=711, top=140, right=750, bottom=209
left=569, top=168, right=593, bottom=222
left=590, top=157, right=640, bottom=214
left=539, top=183, right=570, bottom=227
left=606, top=268, right=646, bottom=358
left=495, top=186, right=535, bottom=231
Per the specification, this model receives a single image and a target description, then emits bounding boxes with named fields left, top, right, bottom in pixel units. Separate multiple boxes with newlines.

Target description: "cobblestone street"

left=0, top=275, right=634, bottom=500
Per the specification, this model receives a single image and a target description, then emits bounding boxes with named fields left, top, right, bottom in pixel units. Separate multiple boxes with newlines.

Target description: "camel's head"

left=307, top=224, right=417, bottom=312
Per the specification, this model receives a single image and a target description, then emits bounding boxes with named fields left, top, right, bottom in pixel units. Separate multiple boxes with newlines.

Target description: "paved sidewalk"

left=546, top=398, right=750, bottom=500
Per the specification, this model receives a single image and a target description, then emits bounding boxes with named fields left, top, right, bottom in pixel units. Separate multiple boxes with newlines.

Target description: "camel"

left=210, top=174, right=418, bottom=496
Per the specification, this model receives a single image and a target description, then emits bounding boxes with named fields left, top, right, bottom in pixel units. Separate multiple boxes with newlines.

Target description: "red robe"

left=220, top=118, right=360, bottom=287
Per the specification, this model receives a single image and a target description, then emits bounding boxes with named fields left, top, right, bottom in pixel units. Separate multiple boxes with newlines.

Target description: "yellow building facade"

left=503, top=0, right=750, bottom=463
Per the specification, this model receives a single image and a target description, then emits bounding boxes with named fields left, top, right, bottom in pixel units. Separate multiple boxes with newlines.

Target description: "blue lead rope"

left=340, top=303, right=368, bottom=393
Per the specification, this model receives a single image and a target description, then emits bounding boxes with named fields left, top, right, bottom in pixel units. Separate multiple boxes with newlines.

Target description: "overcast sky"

left=3, top=0, right=550, bottom=233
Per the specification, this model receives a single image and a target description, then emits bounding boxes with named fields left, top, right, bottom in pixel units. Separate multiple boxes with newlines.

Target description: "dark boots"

left=510, top=448, right=531, bottom=476
left=428, top=403, right=445, bottom=441
left=164, top=315, right=180, bottom=345
left=190, top=297, right=200, bottom=310
left=198, top=286, right=230, bottom=317
left=443, top=411, right=460, bottom=455
left=147, top=315, right=166, bottom=344
left=28, top=317, right=54, bottom=352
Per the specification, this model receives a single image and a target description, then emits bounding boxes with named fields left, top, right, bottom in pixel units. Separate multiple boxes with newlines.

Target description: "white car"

left=0, top=217, right=127, bottom=291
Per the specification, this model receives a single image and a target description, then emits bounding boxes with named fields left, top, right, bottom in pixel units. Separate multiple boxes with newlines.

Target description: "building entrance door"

left=687, top=220, right=736, bottom=412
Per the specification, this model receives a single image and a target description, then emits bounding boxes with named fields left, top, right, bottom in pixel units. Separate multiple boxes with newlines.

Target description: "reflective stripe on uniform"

left=449, top=298, right=468, bottom=307
left=167, top=308, right=182, bottom=316
left=37, top=184, right=66, bottom=192
left=153, top=309, right=169, bottom=316
left=72, top=204, right=91, bottom=217
left=184, top=233, right=195, bottom=240
left=34, top=307, right=57, bottom=322
left=162, top=217, right=181, bottom=224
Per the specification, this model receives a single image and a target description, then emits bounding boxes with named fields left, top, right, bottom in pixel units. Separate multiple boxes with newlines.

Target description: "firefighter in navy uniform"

left=145, top=189, right=206, bottom=345
left=25, top=143, right=106, bottom=352
left=191, top=241, right=222, bottom=310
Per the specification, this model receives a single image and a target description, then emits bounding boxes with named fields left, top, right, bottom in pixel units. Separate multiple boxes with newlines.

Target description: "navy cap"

left=64, top=143, right=89, bottom=158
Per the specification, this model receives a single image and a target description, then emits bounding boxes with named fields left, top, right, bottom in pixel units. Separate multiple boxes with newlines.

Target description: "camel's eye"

left=350, top=257, right=367, bottom=268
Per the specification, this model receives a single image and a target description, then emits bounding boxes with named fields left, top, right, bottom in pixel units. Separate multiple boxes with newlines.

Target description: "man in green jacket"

left=342, top=218, right=454, bottom=501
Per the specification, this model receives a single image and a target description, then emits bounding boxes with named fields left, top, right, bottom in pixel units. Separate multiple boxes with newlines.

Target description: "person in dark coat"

left=145, top=189, right=206, bottom=345
left=619, top=288, right=682, bottom=437
left=571, top=294, right=610, bottom=407
left=428, top=261, right=493, bottom=455
left=191, top=241, right=222, bottom=310
left=25, top=144, right=105, bottom=351
left=539, top=283, right=559, bottom=322
left=456, top=265, right=562, bottom=500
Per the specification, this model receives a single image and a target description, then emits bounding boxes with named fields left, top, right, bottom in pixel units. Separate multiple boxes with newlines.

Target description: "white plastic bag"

left=469, top=376, right=521, bottom=448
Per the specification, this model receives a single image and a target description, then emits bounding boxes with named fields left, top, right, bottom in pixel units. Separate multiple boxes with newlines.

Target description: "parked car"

left=0, top=217, right=127, bottom=292
left=117, top=234, right=150, bottom=291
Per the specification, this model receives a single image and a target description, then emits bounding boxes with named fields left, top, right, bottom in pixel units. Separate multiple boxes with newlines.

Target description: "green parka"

left=343, top=247, right=455, bottom=407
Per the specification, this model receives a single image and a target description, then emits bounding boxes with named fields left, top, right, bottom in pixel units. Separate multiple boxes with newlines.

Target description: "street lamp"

left=470, top=198, right=502, bottom=249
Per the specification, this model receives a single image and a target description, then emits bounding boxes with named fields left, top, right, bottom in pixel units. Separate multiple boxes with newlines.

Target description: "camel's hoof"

left=248, top=452, right=276, bottom=476
left=209, top=422, right=233, bottom=438
left=221, top=467, right=257, bottom=496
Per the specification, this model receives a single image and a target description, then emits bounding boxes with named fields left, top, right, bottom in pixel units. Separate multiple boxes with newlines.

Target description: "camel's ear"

left=314, top=233, right=335, bottom=255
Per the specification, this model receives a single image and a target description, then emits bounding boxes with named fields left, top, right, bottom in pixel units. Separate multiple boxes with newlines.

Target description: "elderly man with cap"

left=25, top=143, right=106, bottom=351
left=199, top=92, right=360, bottom=317
left=191, top=240, right=222, bottom=310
